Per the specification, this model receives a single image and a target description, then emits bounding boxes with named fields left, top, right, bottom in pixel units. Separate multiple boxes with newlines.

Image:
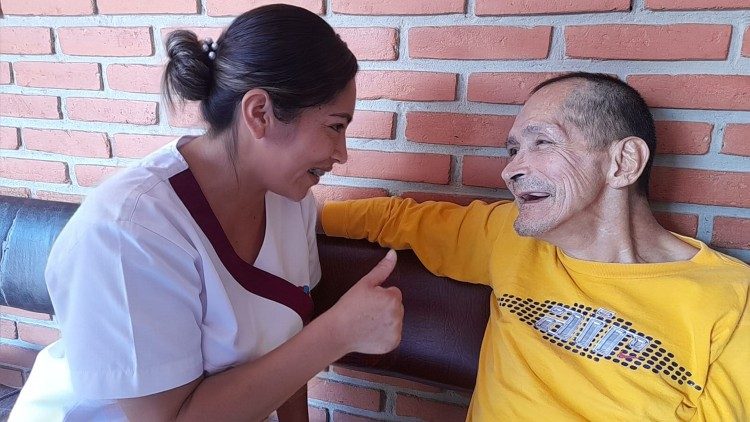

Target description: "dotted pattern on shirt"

left=498, top=293, right=703, bottom=392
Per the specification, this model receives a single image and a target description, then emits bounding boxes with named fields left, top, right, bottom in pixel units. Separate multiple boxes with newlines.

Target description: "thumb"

left=360, top=249, right=397, bottom=287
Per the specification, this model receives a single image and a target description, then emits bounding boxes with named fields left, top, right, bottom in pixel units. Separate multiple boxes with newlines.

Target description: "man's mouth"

left=517, top=192, right=551, bottom=203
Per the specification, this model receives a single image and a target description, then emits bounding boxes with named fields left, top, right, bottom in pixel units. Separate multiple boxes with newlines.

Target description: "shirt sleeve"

left=322, top=197, right=513, bottom=285
left=45, top=219, right=205, bottom=400
left=693, top=286, right=750, bottom=421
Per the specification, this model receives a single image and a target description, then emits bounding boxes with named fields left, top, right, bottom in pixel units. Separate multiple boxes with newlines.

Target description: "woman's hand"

left=323, top=249, right=404, bottom=355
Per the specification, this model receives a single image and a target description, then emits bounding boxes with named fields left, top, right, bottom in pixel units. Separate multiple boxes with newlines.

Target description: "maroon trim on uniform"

left=169, top=169, right=314, bottom=324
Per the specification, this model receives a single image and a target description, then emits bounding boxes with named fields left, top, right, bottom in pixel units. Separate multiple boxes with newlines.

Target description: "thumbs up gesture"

left=324, top=250, right=404, bottom=355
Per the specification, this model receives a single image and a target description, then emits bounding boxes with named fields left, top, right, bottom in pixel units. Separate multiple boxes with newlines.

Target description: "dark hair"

left=163, top=4, right=358, bottom=138
left=530, top=72, right=656, bottom=197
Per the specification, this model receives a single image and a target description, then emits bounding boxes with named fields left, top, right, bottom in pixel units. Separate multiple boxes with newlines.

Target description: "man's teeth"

left=308, top=168, right=326, bottom=177
left=521, top=193, right=550, bottom=201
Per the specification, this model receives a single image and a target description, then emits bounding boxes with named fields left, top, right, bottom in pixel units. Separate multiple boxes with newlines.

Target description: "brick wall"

left=1, top=0, right=748, bottom=420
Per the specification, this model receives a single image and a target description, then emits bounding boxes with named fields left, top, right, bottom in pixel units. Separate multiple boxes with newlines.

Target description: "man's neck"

left=543, top=194, right=699, bottom=264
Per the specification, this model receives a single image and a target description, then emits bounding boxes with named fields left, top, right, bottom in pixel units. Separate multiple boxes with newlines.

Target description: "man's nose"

left=501, top=151, right=527, bottom=183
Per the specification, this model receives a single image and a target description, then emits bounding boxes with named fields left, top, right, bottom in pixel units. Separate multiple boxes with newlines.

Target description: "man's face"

left=501, top=82, right=611, bottom=242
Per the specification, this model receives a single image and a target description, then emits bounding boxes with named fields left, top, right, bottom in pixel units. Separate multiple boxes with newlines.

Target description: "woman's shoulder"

left=60, top=145, right=192, bottom=246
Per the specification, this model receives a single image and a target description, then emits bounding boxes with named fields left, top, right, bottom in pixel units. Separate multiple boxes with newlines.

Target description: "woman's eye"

left=329, top=124, right=345, bottom=133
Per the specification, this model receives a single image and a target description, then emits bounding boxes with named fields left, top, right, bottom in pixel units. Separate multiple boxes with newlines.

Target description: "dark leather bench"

left=0, top=195, right=491, bottom=414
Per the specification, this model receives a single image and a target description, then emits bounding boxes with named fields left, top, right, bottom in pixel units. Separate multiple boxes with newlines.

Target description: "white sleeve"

left=46, top=219, right=205, bottom=399
left=300, top=191, right=322, bottom=289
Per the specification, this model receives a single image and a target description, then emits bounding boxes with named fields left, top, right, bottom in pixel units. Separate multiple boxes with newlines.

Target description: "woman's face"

left=256, top=79, right=356, bottom=202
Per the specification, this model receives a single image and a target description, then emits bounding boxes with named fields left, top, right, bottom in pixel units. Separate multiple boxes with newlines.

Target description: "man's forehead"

left=509, top=82, right=584, bottom=137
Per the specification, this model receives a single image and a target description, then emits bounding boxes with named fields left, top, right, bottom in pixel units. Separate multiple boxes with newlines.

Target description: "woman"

left=10, top=5, right=403, bottom=421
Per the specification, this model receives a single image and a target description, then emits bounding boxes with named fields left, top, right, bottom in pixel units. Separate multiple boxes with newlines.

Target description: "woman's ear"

left=240, top=88, right=273, bottom=140
left=608, top=136, right=650, bottom=190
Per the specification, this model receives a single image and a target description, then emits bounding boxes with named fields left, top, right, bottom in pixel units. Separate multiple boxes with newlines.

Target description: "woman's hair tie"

left=201, top=37, right=219, bottom=60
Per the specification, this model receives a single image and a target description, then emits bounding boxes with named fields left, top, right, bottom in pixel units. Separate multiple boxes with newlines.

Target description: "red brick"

left=311, top=185, right=388, bottom=205
left=17, top=323, right=60, bottom=347
left=403, top=191, right=500, bottom=206
left=58, top=27, right=153, bottom=57
left=98, top=0, right=198, bottom=14
left=308, top=406, right=327, bottom=422
left=0, top=94, right=61, bottom=119
left=67, top=98, right=158, bottom=125
left=113, top=134, right=174, bottom=158
left=0, top=307, right=52, bottom=321
left=34, top=191, right=84, bottom=204
left=0, top=158, right=68, bottom=183
left=743, top=27, right=750, bottom=57
left=331, top=412, right=380, bottom=422
left=336, top=27, right=398, bottom=61
left=0, top=27, right=53, bottom=54
left=1, top=319, right=17, bottom=340
left=645, top=0, right=749, bottom=10
left=712, top=217, right=750, bottom=249
left=655, top=121, right=712, bottom=155
left=406, top=112, right=513, bottom=147
left=107, top=64, right=163, bottom=93
left=0, top=62, right=11, bottom=84
left=14, top=62, right=101, bottom=90
left=1, top=0, right=93, bottom=15
left=0, top=127, right=20, bottom=150
left=650, top=167, right=750, bottom=208
left=410, top=26, right=551, bottom=60
left=0, top=345, right=39, bottom=368
left=332, top=365, right=441, bottom=393
left=468, top=72, right=562, bottom=104
left=0, top=367, right=24, bottom=388
left=477, top=0, right=630, bottom=15
left=395, top=394, right=468, bottom=421
left=628, top=75, right=750, bottom=111
left=0, top=187, right=30, bottom=198
left=566, top=24, right=731, bottom=61
left=308, top=377, right=382, bottom=411
left=75, top=165, right=122, bottom=187
left=357, top=71, right=457, bottom=101
left=167, top=102, right=205, bottom=128
left=653, top=212, right=699, bottom=237
left=206, top=0, right=324, bottom=16
left=333, top=0, right=465, bottom=15
left=721, top=124, right=750, bottom=157
left=462, top=156, right=510, bottom=189
left=348, top=111, right=396, bottom=139
left=23, top=128, right=111, bottom=158
left=333, top=150, right=451, bottom=184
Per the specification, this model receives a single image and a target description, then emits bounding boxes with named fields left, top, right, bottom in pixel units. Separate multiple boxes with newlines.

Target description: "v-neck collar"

left=169, top=168, right=313, bottom=324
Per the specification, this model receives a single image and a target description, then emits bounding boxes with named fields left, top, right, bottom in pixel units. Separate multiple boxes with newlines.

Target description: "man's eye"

left=508, top=148, right=518, bottom=157
left=536, top=138, right=550, bottom=145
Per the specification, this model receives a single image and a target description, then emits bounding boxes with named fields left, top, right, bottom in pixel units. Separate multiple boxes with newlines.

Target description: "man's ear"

left=240, top=88, right=273, bottom=140
left=608, top=136, right=650, bottom=190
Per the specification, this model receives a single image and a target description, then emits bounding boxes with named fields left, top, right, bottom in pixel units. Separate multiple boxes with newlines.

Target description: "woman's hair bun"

left=163, top=30, right=213, bottom=103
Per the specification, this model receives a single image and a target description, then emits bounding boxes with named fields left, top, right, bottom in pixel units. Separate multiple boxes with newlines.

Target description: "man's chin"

left=513, top=218, right=550, bottom=238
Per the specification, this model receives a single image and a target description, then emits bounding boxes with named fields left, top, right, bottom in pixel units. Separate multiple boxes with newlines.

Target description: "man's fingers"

left=360, top=249, right=397, bottom=287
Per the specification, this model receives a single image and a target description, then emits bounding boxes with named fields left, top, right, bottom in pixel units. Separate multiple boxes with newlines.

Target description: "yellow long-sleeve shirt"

left=322, top=198, right=750, bottom=421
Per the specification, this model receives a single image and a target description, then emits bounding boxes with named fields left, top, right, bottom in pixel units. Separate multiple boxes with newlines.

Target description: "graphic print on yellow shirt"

left=499, top=294, right=703, bottom=391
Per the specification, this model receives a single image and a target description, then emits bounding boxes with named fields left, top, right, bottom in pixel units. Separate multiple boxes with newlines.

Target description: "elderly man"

left=321, top=72, right=749, bottom=421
